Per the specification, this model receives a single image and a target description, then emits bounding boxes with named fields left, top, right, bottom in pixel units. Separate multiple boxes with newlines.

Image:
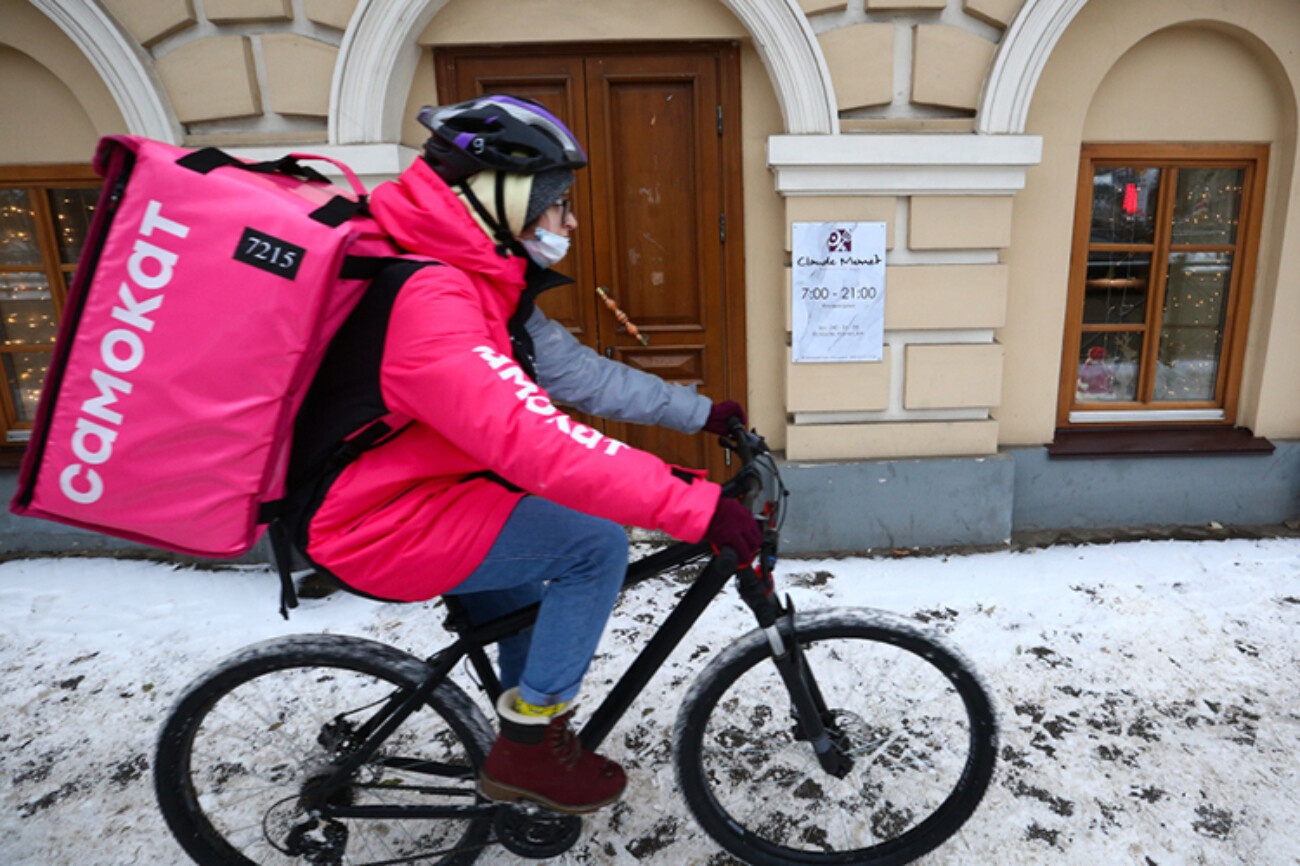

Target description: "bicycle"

left=154, top=423, right=998, bottom=866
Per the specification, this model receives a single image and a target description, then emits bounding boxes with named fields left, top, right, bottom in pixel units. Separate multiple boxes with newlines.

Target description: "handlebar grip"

left=727, top=418, right=754, bottom=466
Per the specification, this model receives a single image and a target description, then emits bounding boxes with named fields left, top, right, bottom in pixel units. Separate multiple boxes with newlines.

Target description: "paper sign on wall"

left=791, top=221, right=886, bottom=363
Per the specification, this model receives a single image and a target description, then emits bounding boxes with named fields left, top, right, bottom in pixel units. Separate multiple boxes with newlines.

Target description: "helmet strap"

left=456, top=177, right=528, bottom=259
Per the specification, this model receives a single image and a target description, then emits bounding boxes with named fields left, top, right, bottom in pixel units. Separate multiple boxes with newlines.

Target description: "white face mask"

left=520, top=227, right=571, bottom=269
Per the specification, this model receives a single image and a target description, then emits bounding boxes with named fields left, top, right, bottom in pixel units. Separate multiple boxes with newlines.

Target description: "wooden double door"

left=436, top=43, right=746, bottom=479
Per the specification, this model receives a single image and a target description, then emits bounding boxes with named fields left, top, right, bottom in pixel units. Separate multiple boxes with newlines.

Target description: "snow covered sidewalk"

left=2, top=537, right=1299, bottom=865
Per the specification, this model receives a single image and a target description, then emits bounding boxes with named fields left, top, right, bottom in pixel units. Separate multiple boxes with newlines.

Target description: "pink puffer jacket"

left=306, top=160, right=721, bottom=601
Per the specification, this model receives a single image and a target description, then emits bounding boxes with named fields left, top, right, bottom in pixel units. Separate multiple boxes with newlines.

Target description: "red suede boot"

left=479, top=688, right=626, bottom=814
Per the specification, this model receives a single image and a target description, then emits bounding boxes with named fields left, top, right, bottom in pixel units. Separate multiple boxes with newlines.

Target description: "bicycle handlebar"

left=718, top=418, right=766, bottom=506
left=710, top=419, right=782, bottom=572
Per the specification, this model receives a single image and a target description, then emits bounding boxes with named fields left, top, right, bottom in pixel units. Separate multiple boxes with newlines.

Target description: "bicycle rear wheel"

left=155, top=634, right=495, bottom=866
left=674, top=608, right=997, bottom=866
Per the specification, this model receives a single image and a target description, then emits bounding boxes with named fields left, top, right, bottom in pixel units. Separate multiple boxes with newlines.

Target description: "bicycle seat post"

left=437, top=595, right=503, bottom=699
left=439, top=595, right=475, bottom=634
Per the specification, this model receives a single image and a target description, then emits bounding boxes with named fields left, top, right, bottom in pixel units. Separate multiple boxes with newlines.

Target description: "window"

left=1058, top=144, right=1267, bottom=428
left=0, top=166, right=100, bottom=446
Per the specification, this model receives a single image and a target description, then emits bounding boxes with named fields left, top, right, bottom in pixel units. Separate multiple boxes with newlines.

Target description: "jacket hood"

left=369, top=158, right=528, bottom=287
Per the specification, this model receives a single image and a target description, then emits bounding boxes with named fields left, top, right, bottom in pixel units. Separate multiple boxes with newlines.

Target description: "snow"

left=3, top=536, right=1299, bottom=865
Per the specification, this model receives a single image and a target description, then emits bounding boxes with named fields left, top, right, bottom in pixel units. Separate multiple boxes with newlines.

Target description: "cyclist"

left=303, top=96, right=760, bottom=814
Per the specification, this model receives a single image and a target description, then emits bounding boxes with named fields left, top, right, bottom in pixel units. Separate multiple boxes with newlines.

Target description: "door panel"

left=583, top=53, right=724, bottom=475
left=436, top=45, right=742, bottom=480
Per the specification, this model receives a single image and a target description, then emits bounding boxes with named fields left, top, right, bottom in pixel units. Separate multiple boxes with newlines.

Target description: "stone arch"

left=29, top=0, right=179, bottom=142
left=330, top=0, right=838, bottom=144
left=979, top=0, right=1300, bottom=135
left=995, top=0, right=1300, bottom=445
left=977, top=0, right=1089, bottom=134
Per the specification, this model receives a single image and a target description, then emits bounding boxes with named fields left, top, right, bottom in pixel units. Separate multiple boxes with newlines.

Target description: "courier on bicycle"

left=293, top=96, right=758, bottom=814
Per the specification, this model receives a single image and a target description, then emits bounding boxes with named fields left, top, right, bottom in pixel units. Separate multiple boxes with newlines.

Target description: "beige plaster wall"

left=102, top=0, right=343, bottom=143
left=912, top=24, right=996, bottom=112
left=303, top=0, right=359, bottom=31
left=1083, top=27, right=1283, bottom=142
left=204, top=0, right=292, bottom=23
left=812, top=0, right=1018, bottom=125
left=787, top=419, right=999, bottom=460
left=998, top=0, right=1300, bottom=445
left=963, top=0, right=1024, bottom=29
left=818, top=24, right=894, bottom=111
left=420, top=0, right=747, bottom=45
left=101, top=0, right=197, bottom=46
left=739, top=46, right=788, bottom=448
left=261, top=34, right=338, bottom=117
left=157, top=36, right=263, bottom=124
left=0, top=0, right=127, bottom=160
left=0, top=48, right=102, bottom=164
left=416, top=0, right=787, bottom=446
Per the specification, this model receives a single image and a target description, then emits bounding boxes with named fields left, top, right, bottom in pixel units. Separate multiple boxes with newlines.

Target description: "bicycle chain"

left=335, top=836, right=496, bottom=866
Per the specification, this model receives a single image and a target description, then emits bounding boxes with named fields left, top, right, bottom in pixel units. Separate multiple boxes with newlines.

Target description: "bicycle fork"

left=734, top=569, right=855, bottom=780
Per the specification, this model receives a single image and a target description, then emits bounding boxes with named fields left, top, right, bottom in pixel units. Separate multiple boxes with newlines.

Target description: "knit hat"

left=524, top=168, right=575, bottom=227
left=456, top=170, right=533, bottom=240
left=453, top=168, right=576, bottom=252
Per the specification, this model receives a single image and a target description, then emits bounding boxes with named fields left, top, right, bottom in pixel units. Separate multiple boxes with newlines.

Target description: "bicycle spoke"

left=157, top=638, right=494, bottom=866
left=676, top=612, right=996, bottom=865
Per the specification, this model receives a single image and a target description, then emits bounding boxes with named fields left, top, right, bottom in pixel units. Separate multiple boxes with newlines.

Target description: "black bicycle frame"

left=440, top=538, right=735, bottom=752
left=312, top=433, right=847, bottom=821
left=309, top=539, right=723, bottom=816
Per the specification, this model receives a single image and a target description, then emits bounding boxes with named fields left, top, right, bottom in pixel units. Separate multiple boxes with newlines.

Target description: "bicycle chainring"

left=492, top=803, right=583, bottom=858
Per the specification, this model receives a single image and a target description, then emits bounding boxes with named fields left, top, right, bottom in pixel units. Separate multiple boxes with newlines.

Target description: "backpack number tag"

left=235, top=227, right=306, bottom=279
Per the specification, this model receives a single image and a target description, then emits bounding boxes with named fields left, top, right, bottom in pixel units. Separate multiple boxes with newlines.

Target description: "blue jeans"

left=445, top=496, right=628, bottom=707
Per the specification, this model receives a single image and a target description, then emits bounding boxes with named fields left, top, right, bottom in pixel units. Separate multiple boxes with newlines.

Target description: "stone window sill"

left=1047, top=426, right=1274, bottom=459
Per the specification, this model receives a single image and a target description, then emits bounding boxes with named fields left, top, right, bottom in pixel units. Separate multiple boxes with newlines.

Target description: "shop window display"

left=1059, top=145, right=1265, bottom=427
left=0, top=171, right=99, bottom=444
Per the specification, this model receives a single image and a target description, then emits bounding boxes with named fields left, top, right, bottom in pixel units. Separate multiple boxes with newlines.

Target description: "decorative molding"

left=330, top=0, right=443, bottom=144
left=769, top=133, right=1043, bottom=195
left=977, top=0, right=1088, bottom=134
left=331, top=0, right=838, bottom=144
left=736, top=0, right=838, bottom=133
left=31, top=0, right=181, bottom=143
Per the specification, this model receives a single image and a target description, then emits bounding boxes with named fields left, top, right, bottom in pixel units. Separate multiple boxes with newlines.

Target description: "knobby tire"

left=154, top=634, right=495, bottom=866
left=673, top=608, right=997, bottom=866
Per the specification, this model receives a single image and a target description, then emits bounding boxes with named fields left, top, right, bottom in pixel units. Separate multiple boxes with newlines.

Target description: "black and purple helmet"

left=418, top=96, right=587, bottom=183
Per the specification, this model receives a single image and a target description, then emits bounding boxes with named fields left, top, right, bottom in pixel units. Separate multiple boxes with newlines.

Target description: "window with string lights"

left=1057, top=144, right=1268, bottom=430
left=0, top=166, right=101, bottom=449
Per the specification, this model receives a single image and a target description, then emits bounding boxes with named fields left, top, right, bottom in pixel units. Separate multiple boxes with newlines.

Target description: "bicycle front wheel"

left=675, top=608, right=997, bottom=866
left=155, top=634, right=495, bottom=866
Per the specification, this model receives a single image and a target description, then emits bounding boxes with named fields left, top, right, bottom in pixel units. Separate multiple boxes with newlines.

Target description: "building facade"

left=3, top=0, right=1298, bottom=556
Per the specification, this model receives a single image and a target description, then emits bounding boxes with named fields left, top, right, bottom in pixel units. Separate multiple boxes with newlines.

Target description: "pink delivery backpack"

left=10, top=136, right=421, bottom=612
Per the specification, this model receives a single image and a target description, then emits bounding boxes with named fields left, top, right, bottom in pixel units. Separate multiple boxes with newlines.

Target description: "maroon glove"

left=702, top=400, right=747, bottom=435
left=702, top=498, right=762, bottom=565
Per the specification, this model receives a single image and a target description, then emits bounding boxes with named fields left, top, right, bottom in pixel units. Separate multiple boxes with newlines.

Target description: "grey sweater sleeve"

left=526, top=307, right=710, bottom=434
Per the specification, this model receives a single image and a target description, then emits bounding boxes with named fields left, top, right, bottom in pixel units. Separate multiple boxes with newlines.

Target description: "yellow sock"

left=513, top=696, right=571, bottom=718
